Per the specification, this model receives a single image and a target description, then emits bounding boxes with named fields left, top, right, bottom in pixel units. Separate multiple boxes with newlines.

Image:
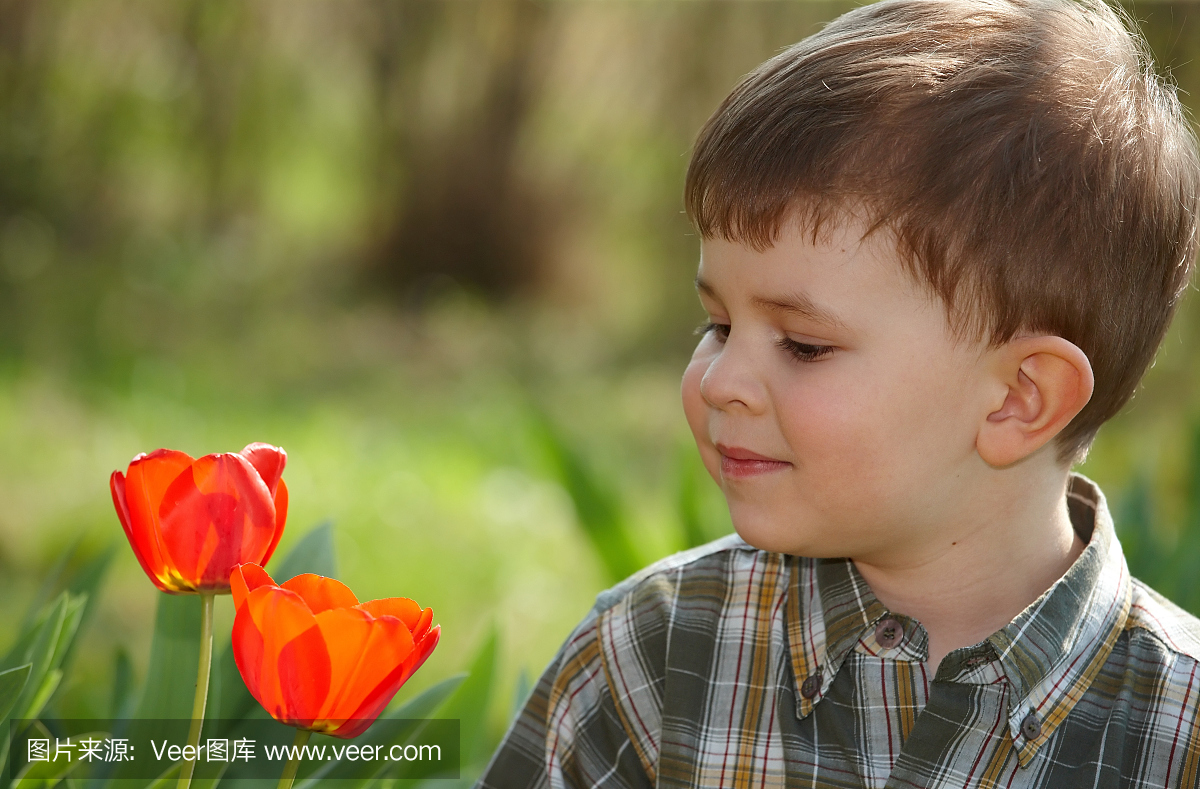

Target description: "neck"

left=851, top=463, right=1085, bottom=670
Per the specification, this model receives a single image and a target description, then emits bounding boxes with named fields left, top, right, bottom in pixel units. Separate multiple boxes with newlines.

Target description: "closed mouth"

left=716, top=444, right=791, bottom=478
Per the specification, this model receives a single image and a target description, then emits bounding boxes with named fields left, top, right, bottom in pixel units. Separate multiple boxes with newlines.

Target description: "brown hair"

left=685, top=0, right=1200, bottom=466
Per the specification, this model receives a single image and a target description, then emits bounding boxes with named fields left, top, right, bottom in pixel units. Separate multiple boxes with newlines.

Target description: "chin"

left=729, top=507, right=848, bottom=558
left=731, top=516, right=808, bottom=556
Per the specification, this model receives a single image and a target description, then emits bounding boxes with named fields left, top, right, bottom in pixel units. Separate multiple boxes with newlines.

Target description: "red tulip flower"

left=111, top=443, right=288, bottom=594
left=230, top=563, right=440, bottom=739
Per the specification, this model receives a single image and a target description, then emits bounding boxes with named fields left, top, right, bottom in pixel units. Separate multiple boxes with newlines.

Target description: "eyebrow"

left=695, top=277, right=848, bottom=331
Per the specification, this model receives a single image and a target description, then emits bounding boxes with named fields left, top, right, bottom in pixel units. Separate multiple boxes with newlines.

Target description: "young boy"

left=480, top=0, right=1200, bottom=785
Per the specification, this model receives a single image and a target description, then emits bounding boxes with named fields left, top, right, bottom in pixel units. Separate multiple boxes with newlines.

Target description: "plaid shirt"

left=479, top=474, right=1200, bottom=788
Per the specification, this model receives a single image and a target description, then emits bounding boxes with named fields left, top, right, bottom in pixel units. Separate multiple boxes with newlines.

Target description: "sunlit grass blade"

left=437, top=627, right=496, bottom=778
left=0, top=664, right=32, bottom=724
left=110, top=646, right=136, bottom=719
left=509, top=668, right=531, bottom=724
left=7, top=594, right=68, bottom=729
left=533, top=416, right=641, bottom=583
left=133, top=595, right=204, bottom=720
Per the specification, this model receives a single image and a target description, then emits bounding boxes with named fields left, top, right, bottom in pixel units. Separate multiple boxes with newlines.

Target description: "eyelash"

left=697, top=322, right=834, bottom=363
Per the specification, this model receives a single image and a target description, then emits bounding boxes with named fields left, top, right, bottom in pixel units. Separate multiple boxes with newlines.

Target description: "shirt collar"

left=785, top=472, right=1132, bottom=766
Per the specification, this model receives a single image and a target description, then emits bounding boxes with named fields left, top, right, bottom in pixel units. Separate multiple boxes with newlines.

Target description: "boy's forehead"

left=695, top=218, right=922, bottom=313
left=695, top=273, right=850, bottom=332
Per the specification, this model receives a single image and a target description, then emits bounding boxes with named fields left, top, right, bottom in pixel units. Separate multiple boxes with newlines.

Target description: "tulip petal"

left=112, top=470, right=167, bottom=588
left=159, top=453, right=276, bottom=591
left=411, top=624, right=441, bottom=677
left=123, top=449, right=195, bottom=592
left=310, top=607, right=376, bottom=725
left=231, top=563, right=276, bottom=609
left=314, top=607, right=415, bottom=730
left=240, top=443, right=287, bottom=497
left=356, top=598, right=423, bottom=630
left=111, top=471, right=131, bottom=531
left=231, top=600, right=266, bottom=703
left=331, top=624, right=440, bottom=739
left=415, top=607, right=434, bottom=642
left=235, top=585, right=329, bottom=727
left=259, top=478, right=288, bottom=568
left=283, top=574, right=359, bottom=614
left=278, top=623, right=332, bottom=730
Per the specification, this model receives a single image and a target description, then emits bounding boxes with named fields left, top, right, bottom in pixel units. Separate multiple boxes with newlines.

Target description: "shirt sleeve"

left=476, top=607, right=655, bottom=789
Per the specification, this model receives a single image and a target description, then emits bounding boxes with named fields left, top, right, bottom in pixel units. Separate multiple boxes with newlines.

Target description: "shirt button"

left=1021, top=712, right=1042, bottom=740
left=800, top=673, right=821, bottom=699
left=875, top=617, right=903, bottom=649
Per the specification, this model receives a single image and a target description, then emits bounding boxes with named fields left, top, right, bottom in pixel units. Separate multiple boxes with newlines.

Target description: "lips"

left=716, top=444, right=791, bottom=478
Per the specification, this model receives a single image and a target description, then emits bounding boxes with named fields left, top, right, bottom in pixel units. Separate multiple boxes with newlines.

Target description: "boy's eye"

left=697, top=321, right=730, bottom=341
left=777, top=336, right=834, bottom=362
left=696, top=322, right=831, bottom=362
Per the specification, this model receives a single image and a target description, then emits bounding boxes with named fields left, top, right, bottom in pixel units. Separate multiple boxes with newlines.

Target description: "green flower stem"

left=177, top=592, right=215, bottom=789
left=277, top=729, right=312, bottom=789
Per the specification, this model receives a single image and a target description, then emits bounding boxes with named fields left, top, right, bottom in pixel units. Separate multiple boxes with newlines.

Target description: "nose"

left=698, top=331, right=768, bottom=414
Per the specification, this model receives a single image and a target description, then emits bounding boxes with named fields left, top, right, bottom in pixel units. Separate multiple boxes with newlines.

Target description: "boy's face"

left=682, top=217, right=997, bottom=561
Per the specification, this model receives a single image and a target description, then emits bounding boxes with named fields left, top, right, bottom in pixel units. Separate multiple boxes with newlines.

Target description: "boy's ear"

left=976, top=335, right=1094, bottom=468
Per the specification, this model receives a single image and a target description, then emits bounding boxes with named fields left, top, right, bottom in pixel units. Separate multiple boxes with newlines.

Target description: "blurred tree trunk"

left=0, top=0, right=55, bottom=356
left=361, top=0, right=551, bottom=303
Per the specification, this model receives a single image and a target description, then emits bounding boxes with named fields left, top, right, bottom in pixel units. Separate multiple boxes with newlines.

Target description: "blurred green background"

left=3, top=0, right=1200, bottom=783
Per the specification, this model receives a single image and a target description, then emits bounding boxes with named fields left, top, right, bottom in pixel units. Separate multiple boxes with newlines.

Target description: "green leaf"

left=2, top=594, right=61, bottom=675
left=0, top=627, right=41, bottom=675
left=110, top=647, right=135, bottom=719
left=270, top=522, right=338, bottom=582
left=389, top=673, right=468, bottom=720
left=212, top=649, right=249, bottom=737
left=0, top=719, right=11, bottom=787
left=10, top=594, right=68, bottom=726
left=186, top=763, right=229, bottom=789
left=214, top=523, right=338, bottom=730
left=48, top=596, right=86, bottom=675
left=533, top=417, right=641, bottom=582
left=2, top=720, right=50, bottom=789
left=509, top=668, right=531, bottom=724
left=107, top=594, right=205, bottom=787
left=13, top=594, right=86, bottom=725
left=0, top=664, right=32, bottom=724
left=56, top=547, right=114, bottom=676
left=22, top=669, right=61, bottom=723
left=133, top=594, right=203, bottom=720
left=18, top=544, right=78, bottom=632
left=438, top=628, right=497, bottom=771
left=140, top=759, right=182, bottom=789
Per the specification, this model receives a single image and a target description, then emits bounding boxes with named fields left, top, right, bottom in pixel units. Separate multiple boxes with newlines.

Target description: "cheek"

left=681, top=354, right=719, bottom=475
left=772, top=358, right=965, bottom=490
left=681, top=355, right=707, bottom=438
left=774, top=375, right=868, bottom=442
left=772, top=369, right=901, bottom=479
